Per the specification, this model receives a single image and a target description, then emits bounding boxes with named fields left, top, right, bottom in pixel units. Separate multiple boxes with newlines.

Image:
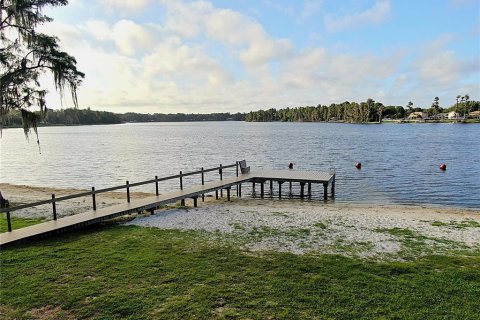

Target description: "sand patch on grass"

left=127, top=199, right=480, bottom=259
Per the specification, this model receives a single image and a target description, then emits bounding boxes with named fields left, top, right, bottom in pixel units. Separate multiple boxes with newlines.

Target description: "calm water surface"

left=1, top=122, right=479, bottom=208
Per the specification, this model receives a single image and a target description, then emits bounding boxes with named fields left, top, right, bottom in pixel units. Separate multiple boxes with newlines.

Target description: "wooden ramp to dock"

left=0, top=167, right=335, bottom=247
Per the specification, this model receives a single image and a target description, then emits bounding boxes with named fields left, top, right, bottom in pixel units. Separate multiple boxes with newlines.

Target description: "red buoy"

left=440, top=163, right=447, bottom=170
left=355, top=162, right=362, bottom=169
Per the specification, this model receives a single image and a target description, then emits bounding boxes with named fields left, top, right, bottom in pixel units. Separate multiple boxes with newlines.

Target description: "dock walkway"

left=0, top=168, right=334, bottom=247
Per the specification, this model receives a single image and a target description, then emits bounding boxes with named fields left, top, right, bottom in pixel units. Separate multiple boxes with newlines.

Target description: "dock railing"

left=1, top=162, right=240, bottom=232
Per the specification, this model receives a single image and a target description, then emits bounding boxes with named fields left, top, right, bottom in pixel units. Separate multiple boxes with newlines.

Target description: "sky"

left=39, top=0, right=480, bottom=113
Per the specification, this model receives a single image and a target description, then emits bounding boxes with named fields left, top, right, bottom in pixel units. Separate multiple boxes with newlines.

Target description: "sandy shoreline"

left=2, top=183, right=479, bottom=259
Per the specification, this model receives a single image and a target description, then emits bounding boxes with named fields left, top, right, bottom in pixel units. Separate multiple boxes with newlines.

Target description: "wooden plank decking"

left=0, top=169, right=334, bottom=247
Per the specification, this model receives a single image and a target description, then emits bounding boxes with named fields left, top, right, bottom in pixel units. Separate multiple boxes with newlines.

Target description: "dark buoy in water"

left=355, top=162, right=362, bottom=169
left=440, top=163, right=447, bottom=170
left=288, top=162, right=294, bottom=170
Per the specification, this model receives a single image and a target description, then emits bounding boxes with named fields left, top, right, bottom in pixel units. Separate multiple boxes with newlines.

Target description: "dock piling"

left=323, top=183, right=328, bottom=201
left=155, top=176, right=159, bottom=196
left=6, top=210, right=11, bottom=232
left=201, top=167, right=205, bottom=202
left=126, top=181, right=130, bottom=203
left=220, top=164, right=223, bottom=197
left=92, top=187, right=96, bottom=210
left=52, top=194, right=57, bottom=220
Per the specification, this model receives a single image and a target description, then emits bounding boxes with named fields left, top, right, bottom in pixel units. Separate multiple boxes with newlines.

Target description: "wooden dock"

left=0, top=163, right=335, bottom=247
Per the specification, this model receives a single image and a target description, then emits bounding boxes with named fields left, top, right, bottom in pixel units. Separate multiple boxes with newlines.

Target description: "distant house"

left=469, top=110, right=480, bottom=119
left=437, top=113, right=448, bottom=119
left=408, top=112, right=428, bottom=120
left=447, top=111, right=460, bottom=119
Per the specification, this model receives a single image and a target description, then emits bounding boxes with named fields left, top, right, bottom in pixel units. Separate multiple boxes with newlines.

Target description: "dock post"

left=193, top=197, right=198, bottom=208
left=227, top=187, right=231, bottom=201
left=270, top=180, right=273, bottom=197
left=92, top=187, right=97, bottom=211
left=179, top=172, right=185, bottom=206
left=252, top=181, right=256, bottom=196
left=239, top=184, right=242, bottom=197
left=331, top=174, right=335, bottom=197
left=300, top=182, right=305, bottom=198
left=260, top=180, right=264, bottom=199
left=155, top=176, right=159, bottom=196
left=201, top=167, right=205, bottom=202
left=308, top=183, right=311, bottom=198
left=219, top=164, right=223, bottom=198
left=278, top=181, right=283, bottom=199
left=52, top=194, right=57, bottom=220
left=215, top=190, right=219, bottom=200
left=323, top=183, right=328, bottom=201
left=236, top=161, right=239, bottom=177
left=289, top=181, right=292, bottom=196
left=6, top=209, right=12, bottom=232
left=126, top=181, right=130, bottom=203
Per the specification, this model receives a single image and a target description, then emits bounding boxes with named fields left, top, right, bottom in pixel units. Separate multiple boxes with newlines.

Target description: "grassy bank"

left=1, top=224, right=479, bottom=319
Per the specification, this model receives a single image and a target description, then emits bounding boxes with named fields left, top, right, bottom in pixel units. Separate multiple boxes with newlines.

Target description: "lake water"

left=1, top=122, right=479, bottom=209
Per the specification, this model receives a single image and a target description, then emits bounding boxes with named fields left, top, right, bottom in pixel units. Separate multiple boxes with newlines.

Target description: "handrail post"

left=179, top=171, right=185, bottom=206
left=180, top=171, right=183, bottom=190
left=52, top=194, right=57, bottom=220
left=201, top=167, right=205, bottom=202
left=6, top=209, right=12, bottom=232
left=236, top=161, right=239, bottom=177
left=155, top=176, right=159, bottom=196
left=219, top=164, right=223, bottom=197
left=92, top=187, right=96, bottom=211
left=126, top=181, right=130, bottom=203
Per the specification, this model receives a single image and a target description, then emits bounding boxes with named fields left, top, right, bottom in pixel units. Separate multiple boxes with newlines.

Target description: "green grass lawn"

left=1, top=224, right=479, bottom=319
left=0, top=214, right=43, bottom=233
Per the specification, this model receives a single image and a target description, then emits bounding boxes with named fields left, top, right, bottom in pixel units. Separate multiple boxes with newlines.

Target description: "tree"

left=375, top=102, right=384, bottom=123
left=0, top=0, right=84, bottom=142
left=406, top=101, right=413, bottom=117
left=464, top=94, right=470, bottom=117
left=431, top=96, right=440, bottom=118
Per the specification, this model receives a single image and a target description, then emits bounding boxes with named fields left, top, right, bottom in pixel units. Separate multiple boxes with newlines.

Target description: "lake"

left=1, top=122, right=479, bottom=209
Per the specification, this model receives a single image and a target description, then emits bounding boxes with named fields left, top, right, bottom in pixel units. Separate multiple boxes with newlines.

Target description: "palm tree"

left=464, top=94, right=470, bottom=118
left=406, top=101, right=413, bottom=117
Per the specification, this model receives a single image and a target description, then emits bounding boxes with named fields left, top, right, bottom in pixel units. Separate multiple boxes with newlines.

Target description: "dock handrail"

left=1, top=162, right=240, bottom=232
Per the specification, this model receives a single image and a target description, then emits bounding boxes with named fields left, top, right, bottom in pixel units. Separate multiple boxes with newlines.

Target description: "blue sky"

left=40, top=0, right=479, bottom=113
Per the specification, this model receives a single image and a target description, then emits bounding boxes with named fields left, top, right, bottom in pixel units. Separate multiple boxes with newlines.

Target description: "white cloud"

left=301, top=0, right=324, bottom=20
left=325, top=0, right=391, bottom=32
left=83, top=20, right=155, bottom=55
left=100, top=0, right=152, bottom=12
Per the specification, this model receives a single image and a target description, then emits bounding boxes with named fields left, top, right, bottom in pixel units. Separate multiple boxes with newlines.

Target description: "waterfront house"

left=408, top=112, right=428, bottom=120
left=469, top=110, right=480, bottom=119
left=448, top=111, right=460, bottom=119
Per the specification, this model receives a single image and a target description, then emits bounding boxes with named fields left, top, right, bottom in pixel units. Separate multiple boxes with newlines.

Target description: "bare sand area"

left=2, top=183, right=479, bottom=259
left=127, top=198, right=480, bottom=260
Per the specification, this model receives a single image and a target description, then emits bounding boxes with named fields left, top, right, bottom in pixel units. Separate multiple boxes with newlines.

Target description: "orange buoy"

left=355, top=162, right=362, bottom=169
left=440, top=163, right=447, bottom=170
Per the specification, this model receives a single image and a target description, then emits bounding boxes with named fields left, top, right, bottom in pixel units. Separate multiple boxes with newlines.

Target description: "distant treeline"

left=1, top=108, right=246, bottom=127
left=245, top=99, right=480, bottom=123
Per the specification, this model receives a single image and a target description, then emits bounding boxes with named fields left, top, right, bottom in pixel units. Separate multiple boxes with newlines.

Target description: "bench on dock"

left=0, top=161, right=335, bottom=247
left=239, top=160, right=250, bottom=174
